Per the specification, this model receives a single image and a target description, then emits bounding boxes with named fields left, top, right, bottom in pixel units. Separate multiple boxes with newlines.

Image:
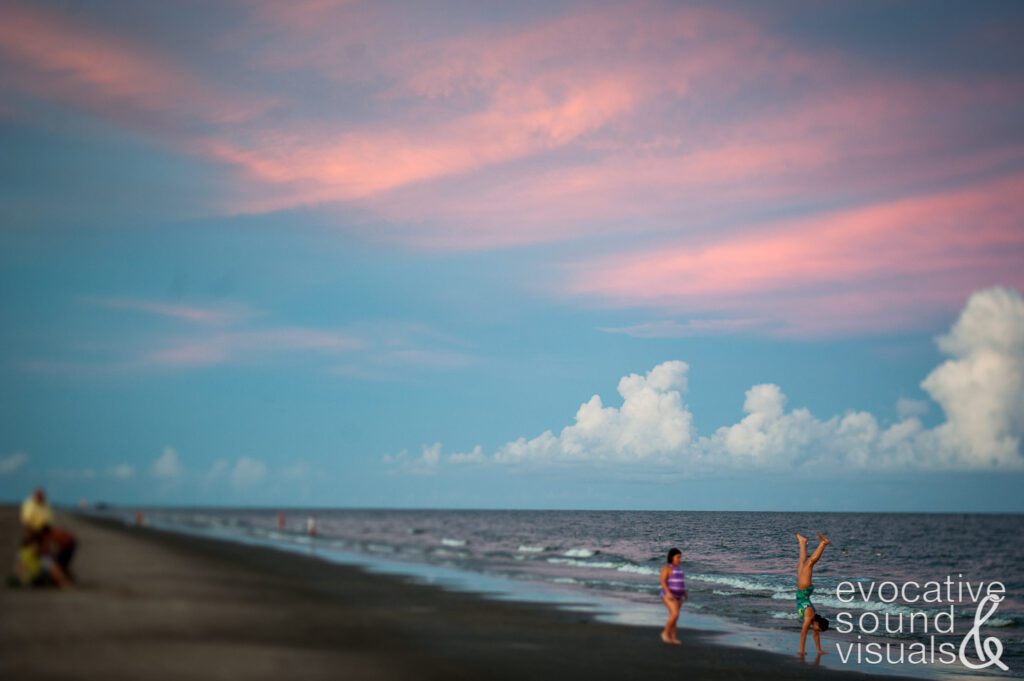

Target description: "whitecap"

left=563, top=548, right=598, bottom=558
left=517, top=545, right=546, bottom=553
left=689, top=573, right=788, bottom=594
left=616, top=564, right=659, bottom=576
left=547, top=558, right=620, bottom=569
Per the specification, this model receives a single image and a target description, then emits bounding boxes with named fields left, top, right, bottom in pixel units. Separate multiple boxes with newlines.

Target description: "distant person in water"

left=796, top=532, right=830, bottom=656
left=659, top=547, right=687, bottom=645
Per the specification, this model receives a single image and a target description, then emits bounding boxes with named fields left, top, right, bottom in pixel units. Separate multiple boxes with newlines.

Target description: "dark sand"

left=0, top=508, right=910, bottom=681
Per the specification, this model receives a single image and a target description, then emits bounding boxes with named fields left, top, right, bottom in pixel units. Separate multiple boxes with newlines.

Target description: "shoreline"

left=95, top=508, right=986, bottom=681
left=108, top=511, right=928, bottom=678
left=1, top=508, right=924, bottom=680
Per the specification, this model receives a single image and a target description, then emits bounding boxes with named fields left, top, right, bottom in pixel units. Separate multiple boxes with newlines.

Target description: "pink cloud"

left=2, top=0, right=1021, bottom=338
left=206, top=4, right=790, bottom=213
left=359, top=73, right=1024, bottom=250
left=570, top=173, right=1024, bottom=336
left=0, top=2, right=272, bottom=132
left=1, top=1, right=803, bottom=220
left=201, top=71, right=637, bottom=206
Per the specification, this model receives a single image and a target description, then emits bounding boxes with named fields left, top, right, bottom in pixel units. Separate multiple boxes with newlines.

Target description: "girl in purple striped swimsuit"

left=659, top=547, right=687, bottom=645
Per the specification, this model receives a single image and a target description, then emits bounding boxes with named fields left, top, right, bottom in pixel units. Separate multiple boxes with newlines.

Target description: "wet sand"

left=0, top=507, right=910, bottom=681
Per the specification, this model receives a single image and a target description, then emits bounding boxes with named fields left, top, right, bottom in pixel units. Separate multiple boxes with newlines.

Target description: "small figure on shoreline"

left=795, top=532, right=830, bottom=657
left=306, top=515, right=317, bottom=537
left=659, top=547, right=687, bottom=645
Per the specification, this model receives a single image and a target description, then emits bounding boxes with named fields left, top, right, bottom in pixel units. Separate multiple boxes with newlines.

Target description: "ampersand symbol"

left=959, top=594, right=1009, bottom=671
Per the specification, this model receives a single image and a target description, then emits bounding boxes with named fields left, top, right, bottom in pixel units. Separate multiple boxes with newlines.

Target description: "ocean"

left=97, top=508, right=1024, bottom=679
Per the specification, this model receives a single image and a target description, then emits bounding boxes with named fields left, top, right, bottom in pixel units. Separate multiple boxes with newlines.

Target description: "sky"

left=1, top=0, right=1022, bottom=512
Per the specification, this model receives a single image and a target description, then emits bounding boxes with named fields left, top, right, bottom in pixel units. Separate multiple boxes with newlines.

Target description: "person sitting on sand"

left=795, top=532, right=830, bottom=656
left=18, top=488, right=77, bottom=581
left=659, top=547, right=688, bottom=645
left=41, top=524, right=77, bottom=580
left=10, top=531, right=72, bottom=588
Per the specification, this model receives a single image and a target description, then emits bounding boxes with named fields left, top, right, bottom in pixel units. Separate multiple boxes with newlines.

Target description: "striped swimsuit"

left=662, top=565, right=686, bottom=599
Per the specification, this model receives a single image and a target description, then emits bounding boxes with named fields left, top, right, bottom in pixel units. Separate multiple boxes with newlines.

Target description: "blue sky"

left=1, top=0, right=1022, bottom=511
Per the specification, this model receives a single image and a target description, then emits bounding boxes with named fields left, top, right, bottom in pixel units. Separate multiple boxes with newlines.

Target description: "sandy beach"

left=0, top=507, right=913, bottom=681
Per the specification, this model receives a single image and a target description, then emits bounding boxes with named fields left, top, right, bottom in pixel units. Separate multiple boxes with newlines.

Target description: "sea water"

left=98, top=508, right=1023, bottom=678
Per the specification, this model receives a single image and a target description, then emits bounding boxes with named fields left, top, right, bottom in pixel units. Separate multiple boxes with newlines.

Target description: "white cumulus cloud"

left=152, top=447, right=182, bottom=478
left=230, top=456, right=267, bottom=487
left=896, top=398, right=929, bottom=420
left=397, top=287, right=1023, bottom=475
left=383, top=442, right=448, bottom=474
left=920, top=286, right=1024, bottom=468
left=494, top=361, right=694, bottom=465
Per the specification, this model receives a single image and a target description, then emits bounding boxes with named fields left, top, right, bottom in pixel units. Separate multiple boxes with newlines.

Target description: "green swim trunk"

left=796, top=585, right=815, bottom=618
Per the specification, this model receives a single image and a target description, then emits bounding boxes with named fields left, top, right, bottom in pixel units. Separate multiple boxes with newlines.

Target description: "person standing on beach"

left=659, top=547, right=687, bottom=645
left=795, top=532, right=830, bottom=657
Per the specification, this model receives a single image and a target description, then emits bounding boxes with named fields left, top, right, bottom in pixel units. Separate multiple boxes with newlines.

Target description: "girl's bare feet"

left=796, top=532, right=807, bottom=543
left=817, top=532, right=830, bottom=545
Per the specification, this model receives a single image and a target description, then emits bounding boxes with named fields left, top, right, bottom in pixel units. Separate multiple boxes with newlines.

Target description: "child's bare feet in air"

left=817, top=533, right=830, bottom=545
left=796, top=532, right=807, bottom=543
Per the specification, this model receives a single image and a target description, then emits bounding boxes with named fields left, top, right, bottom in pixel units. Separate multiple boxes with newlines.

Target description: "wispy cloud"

left=570, top=175, right=1024, bottom=337
left=0, top=451, right=29, bottom=476
left=0, top=2, right=273, bottom=131
left=145, top=328, right=364, bottom=367
left=3, top=2, right=1022, bottom=338
left=108, top=464, right=136, bottom=480
left=81, top=296, right=259, bottom=325
left=5, top=3, right=1016, bottom=241
left=600, top=318, right=771, bottom=339
left=25, top=296, right=476, bottom=378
